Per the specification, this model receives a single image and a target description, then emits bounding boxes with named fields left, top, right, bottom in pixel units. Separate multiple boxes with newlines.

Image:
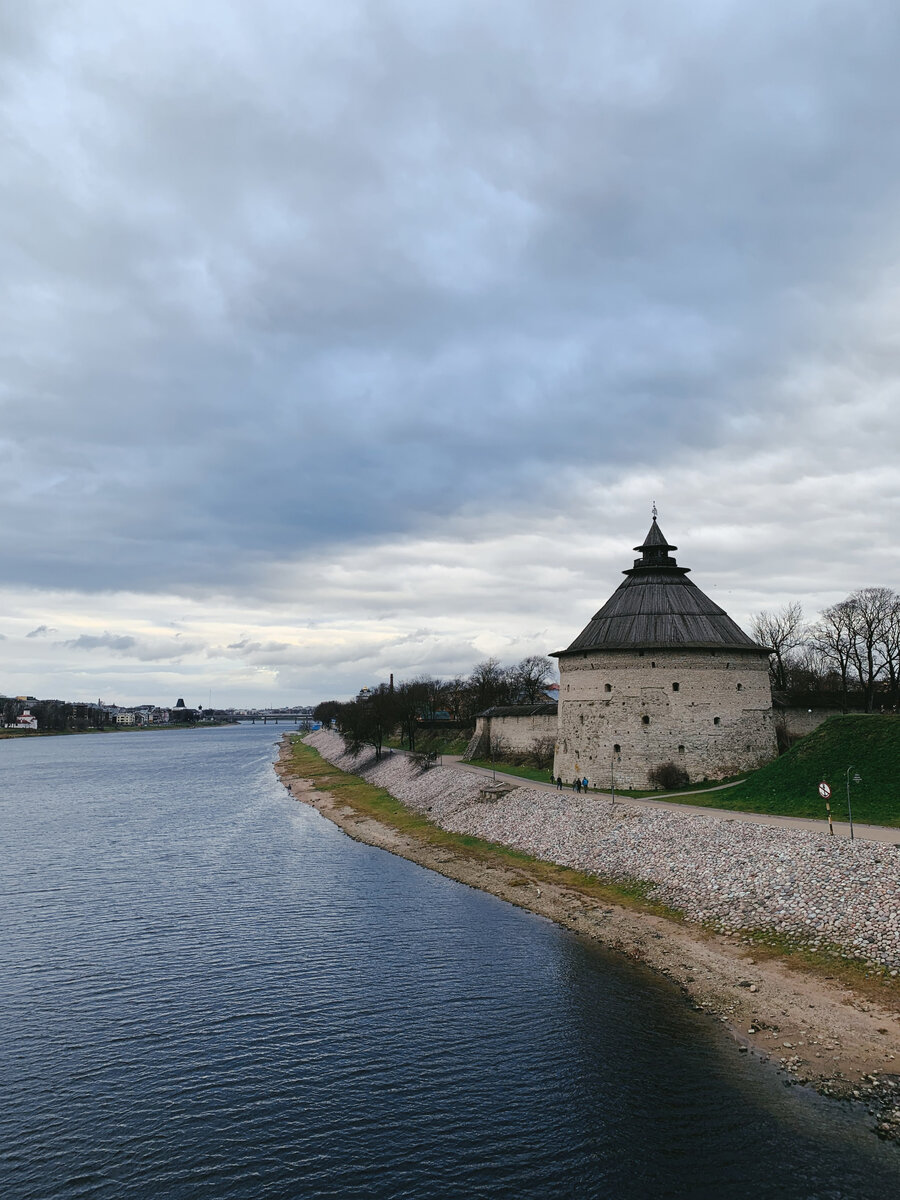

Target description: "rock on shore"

left=306, top=731, right=900, bottom=971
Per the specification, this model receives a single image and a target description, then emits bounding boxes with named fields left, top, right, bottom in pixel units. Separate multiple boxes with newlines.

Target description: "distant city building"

left=8, top=709, right=38, bottom=731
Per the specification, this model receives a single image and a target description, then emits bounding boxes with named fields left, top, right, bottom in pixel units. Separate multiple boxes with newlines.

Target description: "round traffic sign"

left=818, top=781, right=831, bottom=799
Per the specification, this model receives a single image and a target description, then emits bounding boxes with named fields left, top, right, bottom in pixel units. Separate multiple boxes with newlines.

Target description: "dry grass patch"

left=287, top=737, right=683, bottom=920
left=286, top=736, right=900, bottom=1006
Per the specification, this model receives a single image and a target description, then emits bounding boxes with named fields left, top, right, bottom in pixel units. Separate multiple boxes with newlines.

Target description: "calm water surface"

left=1, top=724, right=898, bottom=1199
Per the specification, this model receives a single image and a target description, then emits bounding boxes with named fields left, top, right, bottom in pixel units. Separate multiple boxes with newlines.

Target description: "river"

left=1, top=723, right=898, bottom=1198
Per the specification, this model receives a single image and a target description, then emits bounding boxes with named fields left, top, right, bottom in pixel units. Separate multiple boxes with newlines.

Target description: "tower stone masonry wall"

left=553, top=648, right=777, bottom=789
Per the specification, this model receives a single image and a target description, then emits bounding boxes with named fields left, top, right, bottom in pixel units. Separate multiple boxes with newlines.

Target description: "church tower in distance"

left=551, top=515, right=777, bottom=789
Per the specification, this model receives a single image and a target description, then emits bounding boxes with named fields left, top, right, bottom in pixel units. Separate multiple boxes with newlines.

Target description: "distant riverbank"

left=278, top=730, right=900, bottom=1143
left=0, top=721, right=237, bottom=739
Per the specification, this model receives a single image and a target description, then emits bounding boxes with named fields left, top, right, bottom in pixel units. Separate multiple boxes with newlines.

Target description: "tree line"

left=313, top=654, right=555, bottom=758
left=0, top=697, right=108, bottom=732
left=752, top=586, right=900, bottom=712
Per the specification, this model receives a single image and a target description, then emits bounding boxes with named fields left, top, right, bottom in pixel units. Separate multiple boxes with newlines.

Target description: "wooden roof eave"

left=551, top=641, right=771, bottom=658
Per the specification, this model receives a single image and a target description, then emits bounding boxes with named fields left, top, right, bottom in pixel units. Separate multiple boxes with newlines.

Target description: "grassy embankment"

left=467, top=759, right=555, bottom=784
left=476, top=714, right=900, bottom=823
left=658, top=715, right=900, bottom=827
left=467, top=757, right=743, bottom=797
left=287, top=734, right=899, bottom=1005
left=287, top=735, right=675, bottom=916
left=384, top=730, right=473, bottom=756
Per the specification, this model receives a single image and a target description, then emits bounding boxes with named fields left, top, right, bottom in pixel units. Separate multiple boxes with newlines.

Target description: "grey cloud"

left=215, top=638, right=290, bottom=657
left=1, top=2, right=899, bottom=607
left=63, top=634, right=138, bottom=653
left=26, top=625, right=55, bottom=638
left=61, top=631, right=203, bottom=661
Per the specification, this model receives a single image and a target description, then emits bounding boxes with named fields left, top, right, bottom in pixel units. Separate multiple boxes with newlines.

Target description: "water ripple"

left=1, top=725, right=899, bottom=1199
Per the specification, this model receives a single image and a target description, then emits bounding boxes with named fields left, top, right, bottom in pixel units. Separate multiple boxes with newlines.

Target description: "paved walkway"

left=441, top=756, right=900, bottom=846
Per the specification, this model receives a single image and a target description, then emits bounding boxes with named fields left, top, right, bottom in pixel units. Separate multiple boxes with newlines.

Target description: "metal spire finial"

left=651, top=501, right=658, bottom=521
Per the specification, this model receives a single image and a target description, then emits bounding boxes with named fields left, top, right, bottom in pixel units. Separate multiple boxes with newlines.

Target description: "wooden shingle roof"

left=554, top=518, right=767, bottom=656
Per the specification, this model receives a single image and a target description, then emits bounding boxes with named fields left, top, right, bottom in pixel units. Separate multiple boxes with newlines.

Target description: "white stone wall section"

left=554, top=648, right=777, bottom=788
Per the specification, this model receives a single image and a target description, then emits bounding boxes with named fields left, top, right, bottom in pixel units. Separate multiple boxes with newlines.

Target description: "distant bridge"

left=243, top=711, right=316, bottom=726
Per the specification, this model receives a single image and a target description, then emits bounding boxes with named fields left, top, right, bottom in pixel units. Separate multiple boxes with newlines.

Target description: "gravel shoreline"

left=283, top=731, right=900, bottom=1140
left=306, top=730, right=900, bottom=972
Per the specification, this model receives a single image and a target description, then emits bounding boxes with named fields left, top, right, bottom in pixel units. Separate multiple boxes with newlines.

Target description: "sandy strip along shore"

left=275, top=733, right=900, bottom=1142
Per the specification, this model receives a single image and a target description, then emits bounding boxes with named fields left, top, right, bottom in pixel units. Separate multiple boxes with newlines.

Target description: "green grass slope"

left=679, top=714, right=900, bottom=826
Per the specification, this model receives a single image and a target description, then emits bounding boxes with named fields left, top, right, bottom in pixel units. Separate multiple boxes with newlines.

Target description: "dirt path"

left=444, top=757, right=900, bottom=844
left=275, top=742, right=900, bottom=1142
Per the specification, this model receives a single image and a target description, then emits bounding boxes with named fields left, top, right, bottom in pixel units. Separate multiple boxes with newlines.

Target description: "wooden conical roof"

left=555, top=518, right=766, bottom=655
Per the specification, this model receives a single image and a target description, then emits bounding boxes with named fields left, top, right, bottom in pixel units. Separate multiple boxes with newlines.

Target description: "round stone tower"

left=551, top=516, right=776, bottom=789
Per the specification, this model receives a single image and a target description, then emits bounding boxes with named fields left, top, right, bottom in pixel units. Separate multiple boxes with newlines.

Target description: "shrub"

left=647, top=761, right=690, bottom=790
left=775, top=724, right=804, bottom=755
left=528, top=735, right=557, bottom=770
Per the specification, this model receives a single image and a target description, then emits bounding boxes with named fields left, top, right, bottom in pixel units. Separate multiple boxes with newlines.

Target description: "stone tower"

left=551, top=516, right=776, bottom=789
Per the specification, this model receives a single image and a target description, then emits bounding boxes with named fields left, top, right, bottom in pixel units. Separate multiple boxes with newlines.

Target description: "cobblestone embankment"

left=306, top=731, right=900, bottom=971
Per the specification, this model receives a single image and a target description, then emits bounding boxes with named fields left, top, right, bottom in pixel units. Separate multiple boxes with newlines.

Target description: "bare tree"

left=529, top=735, right=557, bottom=770
left=470, top=658, right=512, bottom=711
left=880, top=595, right=900, bottom=709
left=751, top=602, right=805, bottom=693
left=786, top=643, right=832, bottom=696
left=809, top=600, right=857, bottom=713
left=441, top=676, right=471, bottom=722
left=510, top=654, right=555, bottom=704
left=846, top=587, right=896, bottom=712
left=393, top=679, right=429, bottom=751
left=488, top=733, right=510, bottom=760
left=336, top=683, right=397, bottom=759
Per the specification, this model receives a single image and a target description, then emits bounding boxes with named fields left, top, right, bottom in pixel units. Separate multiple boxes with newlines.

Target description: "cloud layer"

left=1, top=2, right=899, bottom=702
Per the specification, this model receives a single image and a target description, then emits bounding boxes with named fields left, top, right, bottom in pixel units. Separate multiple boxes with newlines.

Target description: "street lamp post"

left=845, top=766, right=860, bottom=841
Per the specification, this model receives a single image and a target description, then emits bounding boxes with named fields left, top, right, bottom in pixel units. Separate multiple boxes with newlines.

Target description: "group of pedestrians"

left=554, top=775, right=589, bottom=793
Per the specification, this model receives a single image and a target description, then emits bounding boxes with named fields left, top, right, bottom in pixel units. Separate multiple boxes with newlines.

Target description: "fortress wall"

left=778, top=707, right=846, bottom=738
left=474, top=712, right=557, bottom=755
left=553, top=647, right=777, bottom=789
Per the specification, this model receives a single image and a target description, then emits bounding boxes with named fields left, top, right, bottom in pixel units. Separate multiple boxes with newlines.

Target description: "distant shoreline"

left=0, top=721, right=238, bottom=740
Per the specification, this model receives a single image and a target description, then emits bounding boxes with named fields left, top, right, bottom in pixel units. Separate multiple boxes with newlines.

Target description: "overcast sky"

left=2, top=1, right=899, bottom=706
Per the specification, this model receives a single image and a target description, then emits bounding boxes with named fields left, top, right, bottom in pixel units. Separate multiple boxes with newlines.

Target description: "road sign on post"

left=818, top=781, right=834, bottom=835
left=845, top=767, right=860, bottom=841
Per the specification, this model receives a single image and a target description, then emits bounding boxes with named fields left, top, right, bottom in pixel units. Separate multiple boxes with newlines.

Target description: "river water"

left=1, top=723, right=898, bottom=1199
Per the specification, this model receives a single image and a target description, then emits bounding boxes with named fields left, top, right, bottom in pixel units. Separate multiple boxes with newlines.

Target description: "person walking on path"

left=575, top=778, right=582, bottom=794
left=582, top=777, right=589, bottom=792
left=556, top=775, right=563, bottom=790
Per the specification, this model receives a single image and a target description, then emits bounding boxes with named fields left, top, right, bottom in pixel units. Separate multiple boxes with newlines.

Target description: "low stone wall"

left=305, top=730, right=900, bottom=971
left=778, top=708, right=848, bottom=738
left=472, top=711, right=557, bottom=757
